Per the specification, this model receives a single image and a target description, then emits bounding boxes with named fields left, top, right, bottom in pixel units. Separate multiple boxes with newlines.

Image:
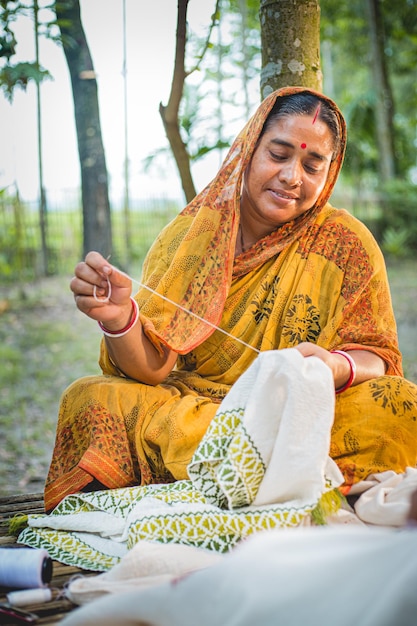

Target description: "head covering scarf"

left=136, top=87, right=347, bottom=354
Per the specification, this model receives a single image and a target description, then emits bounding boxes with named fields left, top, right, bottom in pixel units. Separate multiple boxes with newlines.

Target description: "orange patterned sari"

left=45, top=88, right=417, bottom=512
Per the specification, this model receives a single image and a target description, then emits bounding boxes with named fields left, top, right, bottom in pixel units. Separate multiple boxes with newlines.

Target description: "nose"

left=279, top=158, right=303, bottom=187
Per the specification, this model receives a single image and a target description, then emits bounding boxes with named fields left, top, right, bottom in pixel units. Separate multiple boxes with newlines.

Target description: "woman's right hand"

left=71, top=251, right=177, bottom=385
left=70, top=251, right=133, bottom=330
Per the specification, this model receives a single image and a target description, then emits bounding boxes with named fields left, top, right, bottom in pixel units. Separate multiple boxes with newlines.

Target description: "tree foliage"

left=0, top=1, right=52, bottom=101
left=152, top=0, right=261, bottom=200
left=0, top=60, right=50, bottom=99
left=320, top=0, right=417, bottom=184
left=169, top=0, right=415, bottom=201
left=159, top=0, right=205, bottom=203
left=2, top=0, right=416, bottom=231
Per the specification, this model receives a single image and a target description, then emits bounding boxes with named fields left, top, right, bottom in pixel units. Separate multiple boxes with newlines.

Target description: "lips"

left=269, top=188, right=299, bottom=200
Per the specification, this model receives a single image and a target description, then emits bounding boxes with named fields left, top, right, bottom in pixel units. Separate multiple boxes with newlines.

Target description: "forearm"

left=332, top=348, right=386, bottom=390
left=104, top=319, right=177, bottom=385
left=295, top=342, right=387, bottom=391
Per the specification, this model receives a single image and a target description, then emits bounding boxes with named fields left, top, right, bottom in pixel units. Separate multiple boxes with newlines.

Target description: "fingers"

left=294, top=342, right=324, bottom=358
left=73, top=252, right=130, bottom=290
left=295, top=343, right=351, bottom=389
left=84, top=250, right=109, bottom=270
left=70, top=260, right=107, bottom=299
left=70, top=251, right=132, bottom=316
left=295, top=343, right=333, bottom=369
left=83, top=251, right=131, bottom=290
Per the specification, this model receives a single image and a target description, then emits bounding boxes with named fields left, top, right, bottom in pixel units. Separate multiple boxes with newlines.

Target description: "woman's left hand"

left=294, top=342, right=386, bottom=391
left=295, top=343, right=351, bottom=390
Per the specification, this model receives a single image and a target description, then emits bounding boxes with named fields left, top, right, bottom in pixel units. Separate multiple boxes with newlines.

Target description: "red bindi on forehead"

left=300, top=143, right=307, bottom=149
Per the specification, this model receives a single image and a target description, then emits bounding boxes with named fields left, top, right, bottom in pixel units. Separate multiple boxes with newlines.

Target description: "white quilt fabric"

left=19, top=349, right=343, bottom=570
left=16, top=349, right=417, bottom=626
left=62, top=525, right=417, bottom=626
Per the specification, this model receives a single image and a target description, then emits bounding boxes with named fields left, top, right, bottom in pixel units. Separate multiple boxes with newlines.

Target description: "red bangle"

left=331, top=350, right=356, bottom=394
left=98, top=297, right=139, bottom=338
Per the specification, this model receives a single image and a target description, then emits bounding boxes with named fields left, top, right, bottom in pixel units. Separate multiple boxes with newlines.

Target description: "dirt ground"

left=0, top=276, right=102, bottom=496
left=0, top=259, right=416, bottom=497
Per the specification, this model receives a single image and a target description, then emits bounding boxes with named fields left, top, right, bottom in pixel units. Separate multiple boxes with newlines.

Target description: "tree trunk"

left=34, top=0, right=49, bottom=276
left=366, top=0, right=396, bottom=181
left=238, top=0, right=251, bottom=119
left=55, top=0, right=112, bottom=257
left=159, top=0, right=197, bottom=203
left=259, top=0, right=322, bottom=97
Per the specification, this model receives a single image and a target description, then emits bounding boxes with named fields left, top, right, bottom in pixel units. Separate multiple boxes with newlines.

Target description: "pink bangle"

left=98, top=297, right=139, bottom=338
left=331, top=350, right=357, bottom=394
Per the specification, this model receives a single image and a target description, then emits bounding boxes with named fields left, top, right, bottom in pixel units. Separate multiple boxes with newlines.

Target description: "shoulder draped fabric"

left=129, top=87, right=348, bottom=355
left=44, top=87, right=417, bottom=513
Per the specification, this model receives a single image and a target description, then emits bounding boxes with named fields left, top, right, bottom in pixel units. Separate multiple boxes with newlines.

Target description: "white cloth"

left=61, top=525, right=417, bottom=626
left=187, top=348, right=342, bottom=508
left=20, top=349, right=343, bottom=570
left=61, top=466, right=417, bottom=607
left=66, top=541, right=222, bottom=604
left=28, top=349, right=416, bottom=625
left=353, top=466, right=417, bottom=526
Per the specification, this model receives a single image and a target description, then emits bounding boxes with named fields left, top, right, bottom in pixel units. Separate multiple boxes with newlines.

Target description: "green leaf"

left=0, top=61, right=51, bottom=101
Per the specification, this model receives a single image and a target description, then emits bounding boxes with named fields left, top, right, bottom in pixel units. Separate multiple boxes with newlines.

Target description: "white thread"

left=93, top=275, right=112, bottom=302
left=92, top=268, right=260, bottom=355
left=130, top=276, right=260, bottom=355
left=0, top=548, right=52, bottom=589
left=7, top=588, right=52, bottom=607
left=61, top=574, right=85, bottom=601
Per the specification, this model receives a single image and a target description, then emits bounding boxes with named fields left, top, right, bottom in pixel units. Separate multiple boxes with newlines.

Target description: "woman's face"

left=241, top=113, right=335, bottom=229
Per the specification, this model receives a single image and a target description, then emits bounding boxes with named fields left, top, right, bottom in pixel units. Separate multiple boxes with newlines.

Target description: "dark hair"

left=261, top=92, right=341, bottom=159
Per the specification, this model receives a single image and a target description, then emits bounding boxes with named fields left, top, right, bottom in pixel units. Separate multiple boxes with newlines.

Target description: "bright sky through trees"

left=0, top=0, right=224, bottom=204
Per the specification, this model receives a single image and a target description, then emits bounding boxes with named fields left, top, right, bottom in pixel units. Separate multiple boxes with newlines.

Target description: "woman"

left=45, top=87, right=417, bottom=512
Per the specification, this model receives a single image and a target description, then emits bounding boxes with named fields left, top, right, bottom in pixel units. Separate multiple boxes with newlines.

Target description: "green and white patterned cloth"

left=19, top=349, right=343, bottom=572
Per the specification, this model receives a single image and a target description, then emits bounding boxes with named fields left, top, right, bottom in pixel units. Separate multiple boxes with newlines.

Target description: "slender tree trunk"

left=55, top=0, right=112, bottom=257
left=238, top=0, right=251, bottom=118
left=34, top=0, right=48, bottom=276
left=159, top=0, right=197, bottom=203
left=366, top=0, right=396, bottom=181
left=216, top=0, right=224, bottom=167
left=259, top=0, right=322, bottom=97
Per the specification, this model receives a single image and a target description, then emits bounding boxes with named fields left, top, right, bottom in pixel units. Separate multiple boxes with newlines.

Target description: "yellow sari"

left=45, top=88, right=417, bottom=512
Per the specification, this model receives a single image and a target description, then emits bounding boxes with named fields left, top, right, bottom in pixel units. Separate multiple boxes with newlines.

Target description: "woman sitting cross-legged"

left=44, top=86, right=417, bottom=513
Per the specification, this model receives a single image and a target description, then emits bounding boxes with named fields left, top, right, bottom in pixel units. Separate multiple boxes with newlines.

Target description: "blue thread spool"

left=0, top=548, right=52, bottom=589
